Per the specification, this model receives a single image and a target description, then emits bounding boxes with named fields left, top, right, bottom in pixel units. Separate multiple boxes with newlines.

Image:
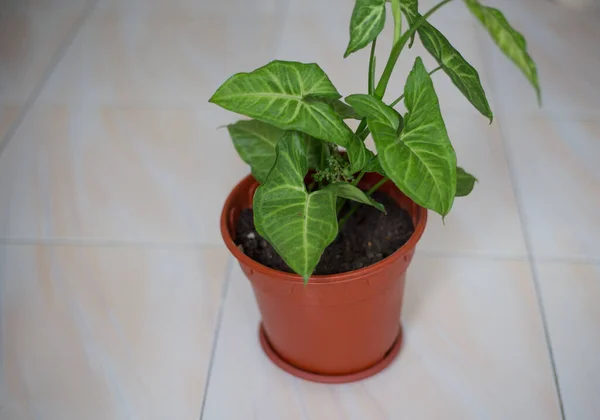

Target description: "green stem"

left=389, top=94, right=404, bottom=109
left=338, top=177, right=390, bottom=229
left=355, top=119, right=367, bottom=135
left=366, top=176, right=389, bottom=195
left=374, top=0, right=454, bottom=100
left=368, top=39, right=377, bottom=95
left=353, top=171, right=366, bottom=186
left=392, top=0, right=402, bottom=45
left=389, top=65, right=443, bottom=107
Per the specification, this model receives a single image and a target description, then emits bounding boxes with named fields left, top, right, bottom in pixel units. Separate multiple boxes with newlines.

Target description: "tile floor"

left=0, top=0, right=598, bottom=419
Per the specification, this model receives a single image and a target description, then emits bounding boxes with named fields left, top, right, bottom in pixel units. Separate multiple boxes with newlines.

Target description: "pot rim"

left=220, top=173, right=428, bottom=284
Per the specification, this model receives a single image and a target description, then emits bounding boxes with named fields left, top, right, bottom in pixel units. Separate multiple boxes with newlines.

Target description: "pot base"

left=258, top=323, right=403, bottom=384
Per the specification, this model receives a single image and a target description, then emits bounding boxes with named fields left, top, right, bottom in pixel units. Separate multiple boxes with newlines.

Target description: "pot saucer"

left=258, top=323, right=403, bottom=384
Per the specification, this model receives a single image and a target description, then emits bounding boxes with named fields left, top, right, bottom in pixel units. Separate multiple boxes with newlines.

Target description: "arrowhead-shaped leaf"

left=227, top=120, right=329, bottom=183
left=210, top=60, right=367, bottom=172
left=254, top=131, right=383, bottom=281
left=464, top=0, right=540, bottom=103
left=345, top=0, right=387, bottom=57
left=456, top=166, right=477, bottom=197
left=349, top=60, right=457, bottom=216
left=407, top=18, right=493, bottom=120
left=398, top=1, right=493, bottom=121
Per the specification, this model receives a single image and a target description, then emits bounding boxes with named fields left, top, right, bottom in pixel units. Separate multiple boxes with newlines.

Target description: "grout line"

left=0, top=237, right=227, bottom=249
left=417, top=249, right=529, bottom=262
left=499, top=146, right=567, bottom=420
left=534, top=255, right=600, bottom=266
left=0, top=0, right=99, bottom=159
left=199, top=255, right=235, bottom=420
left=476, top=31, right=567, bottom=420
left=2, top=236, right=598, bottom=267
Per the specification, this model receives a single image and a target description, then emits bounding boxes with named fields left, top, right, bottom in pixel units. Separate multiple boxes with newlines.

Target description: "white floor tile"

left=79, top=6, right=285, bottom=107
left=0, top=244, right=228, bottom=420
left=0, top=105, right=249, bottom=244
left=536, top=261, right=600, bottom=420
left=97, top=0, right=283, bottom=16
left=501, top=115, right=600, bottom=259
left=202, top=255, right=561, bottom=420
left=0, top=6, right=85, bottom=104
left=0, top=105, right=20, bottom=142
left=478, top=0, right=600, bottom=116
left=418, top=114, right=527, bottom=257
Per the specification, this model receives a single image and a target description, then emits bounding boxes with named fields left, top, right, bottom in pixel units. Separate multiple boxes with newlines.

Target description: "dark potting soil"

left=235, top=191, right=415, bottom=275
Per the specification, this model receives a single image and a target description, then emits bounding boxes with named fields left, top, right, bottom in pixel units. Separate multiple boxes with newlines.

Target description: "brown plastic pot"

left=221, top=172, right=427, bottom=383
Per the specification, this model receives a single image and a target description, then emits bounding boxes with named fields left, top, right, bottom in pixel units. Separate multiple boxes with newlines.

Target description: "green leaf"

left=228, top=120, right=329, bottom=183
left=350, top=59, right=457, bottom=215
left=403, top=9, right=493, bottom=121
left=304, top=134, right=330, bottom=171
left=227, top=120, right=284, bottom=183
left=456, top=166, right=477, bottom=197
left=398, top=0, right=417, bottom=47
left=364, top=150, right=387, bottom=176
left=345, top=0, right=387, bottom=58
left=254, top=131, right=337, bottom=281
left=326, top=183, right=385, bottom=212
left=346, top=93, right=402, bottom=130
left=464, top=0, right=540, bottom=103
left=254, top=131, right=383, bottom=281
left=326, top=99, right=361, bottom=120
left=210, top=60, right=367, bottom=172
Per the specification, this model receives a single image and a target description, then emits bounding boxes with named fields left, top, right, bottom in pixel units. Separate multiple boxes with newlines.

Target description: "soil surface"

left=235, top=191, right=415, bottom=275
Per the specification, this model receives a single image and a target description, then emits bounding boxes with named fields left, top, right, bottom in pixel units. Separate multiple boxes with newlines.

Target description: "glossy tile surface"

left=0, top=1, right=88, bottom=145
left=0, top=244, right=229, bottom=420
left=0, top=105, right=248, bottom=243
left=0, top=0, right=598, bottom=418
left=0, top=105, right=19, bottom=142
left=536, top=261, right=600, bottom=420
left=203, top=256, right=561, bottom=420
left=479, top=0, right=600, bottom=116
left=501, top=116, right=600, bottom=260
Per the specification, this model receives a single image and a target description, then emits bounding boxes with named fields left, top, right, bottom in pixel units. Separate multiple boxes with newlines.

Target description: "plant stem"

left=389, top=65, right=443, bottom=107
left=374, top=0, right=454, bottom=100
left=353, top=171, right=366, bottom=186
left=368, top=39, right=377, bottom=95
left=338, top=177, right=390, bottom=229
left=391, top=0, right=402, bottom=45
left=366, top=176, right=390, bottom=196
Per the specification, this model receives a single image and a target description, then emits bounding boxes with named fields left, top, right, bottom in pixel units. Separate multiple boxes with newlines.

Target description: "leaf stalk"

left=389, top=65, right=443, bottom=107
left=368, top=39, right=377, bottom=95
left=374, top=0, right=454, bottom=100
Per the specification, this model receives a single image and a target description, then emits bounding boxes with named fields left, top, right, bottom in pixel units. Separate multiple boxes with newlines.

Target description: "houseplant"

left=211, top=0, right=539, bottom=383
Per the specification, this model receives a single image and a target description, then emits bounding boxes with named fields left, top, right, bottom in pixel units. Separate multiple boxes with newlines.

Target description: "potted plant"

left=210, top=0, right=539, bottom=383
